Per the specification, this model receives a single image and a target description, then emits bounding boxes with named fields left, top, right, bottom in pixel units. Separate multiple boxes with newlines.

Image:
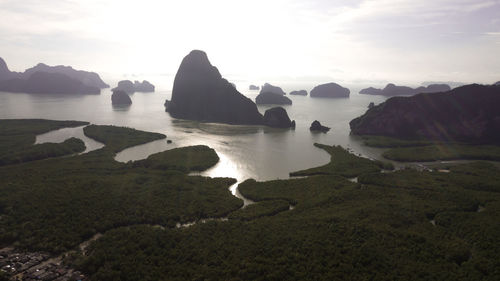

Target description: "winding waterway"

left=1, top=85, right=391, bottom=181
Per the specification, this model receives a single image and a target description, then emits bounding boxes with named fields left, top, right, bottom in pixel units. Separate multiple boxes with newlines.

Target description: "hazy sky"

left=1, top=0, right=499, bottom=85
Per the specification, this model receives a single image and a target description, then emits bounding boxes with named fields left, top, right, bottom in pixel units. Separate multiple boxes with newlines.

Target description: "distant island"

left=113, top=80, right=155, bottom=93
left=249, top=85, right=260, bottom=90
left=350, top=84, right=500, bottom=143
left=360, top=83, right=451, bottom=96
left=164, top=50, right=263, bottom=125
left=0, top=57, right=107, bottom=95
left=260, top=83, right=286, bottom=95
left=289, top=90, right=307, bottom=96
left=255, top=92, right=292, bottom=105
left=310, top=82, right=350, bottom=98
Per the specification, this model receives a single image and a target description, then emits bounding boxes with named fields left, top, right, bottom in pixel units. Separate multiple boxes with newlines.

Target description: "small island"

left=263, top=107, right=295, bottom=128
left=260, top=83, right=286, bottom=95
left=111, top=90, right=132, bottom=106
left=255, top=92, right=292, bottom=105
left=113, top=80, right=155, bottom=93
left=289, top=90, right=307, bottom=96
left=249, top=85, right=260, bottom=90
left=310, top=82, right=350, bottom=98
left=310, top=120, right=330, bottom=133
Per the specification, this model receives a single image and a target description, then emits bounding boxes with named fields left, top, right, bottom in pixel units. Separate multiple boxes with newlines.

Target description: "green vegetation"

left=0, top=119, right=89, bottom=165
left=290, top=143, right=393, bottom=178
left=228, top=200, right=290, bottom=221
left=136, top=145, right=219, bottom=173
left=2, top=120, right=500, bottom=280
left=74, top=161, right=500, bottom=280
left=359, top=135, right=433, bottom=148
left=83, top=125, right=166, bottom=153
left=0, top=137, right=85, bottom=165
left=0, top=121, right=241, bottom=254
left=383, top=144, right=500, bottom=162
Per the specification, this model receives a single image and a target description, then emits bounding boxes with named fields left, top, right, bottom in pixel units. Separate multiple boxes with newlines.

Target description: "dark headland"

left=350, top=84, right=500, bottom=143
left=360, top=83, right=451, bottom=96
left=0, top=57, right=107, bottom=95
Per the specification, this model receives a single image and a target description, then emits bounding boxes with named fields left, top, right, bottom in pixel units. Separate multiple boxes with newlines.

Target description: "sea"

left=0, top=78, right=391, bottom=182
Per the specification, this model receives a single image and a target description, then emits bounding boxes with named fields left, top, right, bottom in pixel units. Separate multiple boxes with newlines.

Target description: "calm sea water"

left=0, top=85, right=389, bottom=181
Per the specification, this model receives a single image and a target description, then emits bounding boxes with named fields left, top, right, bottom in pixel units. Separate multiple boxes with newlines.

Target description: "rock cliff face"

left=255, top=92, right=292, bottom=105
left=360, top=83, right=451, bottom=97
left=310, top=83, right=350, bottom=98
left=263, top=107, right=295, bottom=128
left=350, top=84, right=500, bottom=143
left=0, top=58, right=18, bottom=81
left=289, top=90, right=307, bottom=96
left=111, top=90, right=132, bottom=105
left=166, top=50, right=263, bottom=125
left=260, top=83, right=286, bottom=95
left=0, top=72, right=100, bottom=94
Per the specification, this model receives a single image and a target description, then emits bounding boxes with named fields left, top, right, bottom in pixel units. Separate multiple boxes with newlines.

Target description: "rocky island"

left=111, top=90, right=132, bottom=105
left=310, top=120, right=330, bottom=132
left=23, top=62, right=109, bottom=89
left=360, top=83, right=451, bottom=97
left=249, top=85, right=260, bottom=90
left=310, top=82, right=350, bottom=98
left=0, top=71, right=100, bottom=95
left=255, top=92, right=292, bottom=105
left=113, top=80, right=155, bottom=93
left=165, top=50, right=263, bottom=125
left=0, top=57, right=107, bottom=94
left=263, top=107, right=295, bottom=128
left=260, top=83, right=286, bottom=95
left=290, top=90, right=307, bottom=96
left=350, top=84, right=500, bottom=143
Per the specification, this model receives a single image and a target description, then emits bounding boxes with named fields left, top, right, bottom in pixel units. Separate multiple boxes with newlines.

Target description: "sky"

left=0, top=0, right=499, bottom=87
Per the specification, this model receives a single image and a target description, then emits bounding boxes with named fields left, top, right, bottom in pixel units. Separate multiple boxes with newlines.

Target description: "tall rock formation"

left=166, top=50, right=263, bottom=125
left=111, top=90, right=132, bottom=105
left=263, top=107, right=295, bottom=128
left=260, top=83, right=286, bottom=95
